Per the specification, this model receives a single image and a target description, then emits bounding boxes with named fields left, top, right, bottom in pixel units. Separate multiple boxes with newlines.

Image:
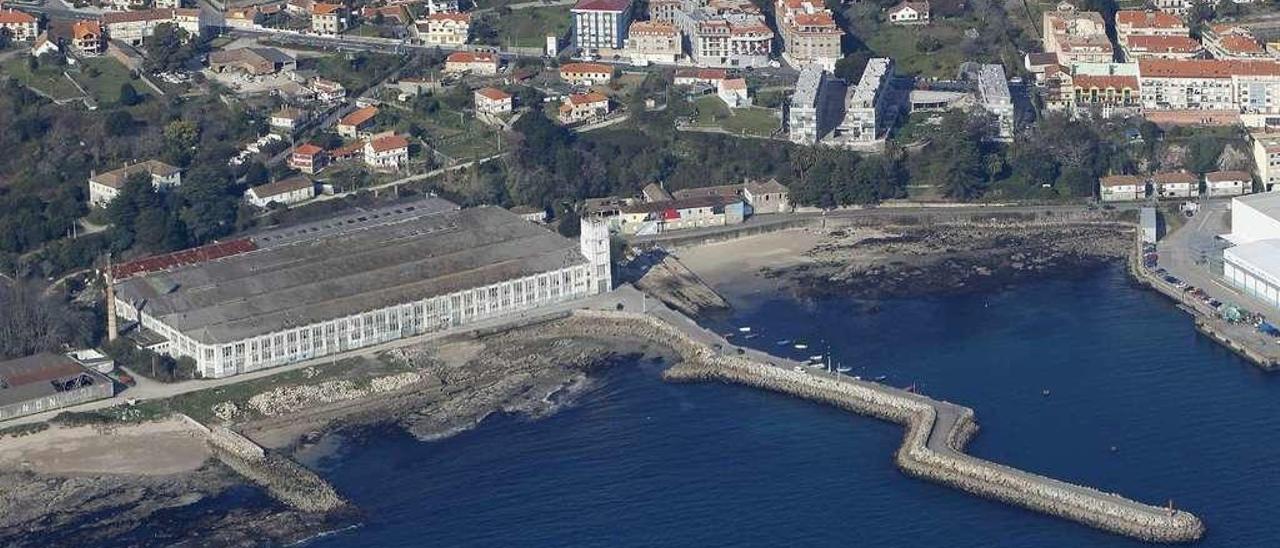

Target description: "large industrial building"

left=1223, top=192, right=1280, bottom=310
left=110, top=198, right=612, bottom=379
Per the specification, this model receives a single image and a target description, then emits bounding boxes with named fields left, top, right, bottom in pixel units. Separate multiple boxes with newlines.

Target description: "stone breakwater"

left=570, top=309, right=1206, bottom=543
left=206, top=424, right=347, bottom=514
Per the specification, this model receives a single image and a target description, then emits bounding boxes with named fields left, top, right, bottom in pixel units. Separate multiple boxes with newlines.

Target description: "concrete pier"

left=571, top=307, right=1206, bottom=543
left=180, top=414, right=348, bottom=513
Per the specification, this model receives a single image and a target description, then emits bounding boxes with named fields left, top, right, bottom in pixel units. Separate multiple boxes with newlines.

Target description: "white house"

left=743, top=179, right=790, bottom=213
left=309, top=77, right=347, bottom=102
left=559, top=62, right=613, bottom=86
left=717, top=78, right=751, bottom=108
left=887, top=1, right=930, bottom=24
left=31, top=32, right=59, bottom=57
left=245, top=176, right=315, bottom=207
left=270, top=107, right=308, bottom=133
left=1099, top=175, right=1144, bottom=202
left=416, top=12, right=469, bottom=45
left=88, top=160, right=182, bottom=207
left=1153, top=171, right=1196, bottom=198
left=1205, top=171, right=1251, bottom=197
left=474, top=87, right=513, bottom=117
left=363, top=133, right=410, bottom=171
left=0, top=9, right=39, bottom=41
left=444, top=51, right=499, bottom=75
left=558, top=92, right=610, bottom=124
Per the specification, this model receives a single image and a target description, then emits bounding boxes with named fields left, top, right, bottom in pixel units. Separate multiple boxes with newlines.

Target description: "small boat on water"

left=1042, top=389, right=1051, bottom=397
left=874, top=375, right=887, bottom=381
left=744, top=333, right=759, bottom=340
left=776, top=339, right=791, bottom=346
left=738, top=327, right=752, bottom=333
left=836, top=366, right=852, bottom=373
left=793, top=343, right=808, bottom=350
left=808, top=362, right=824, bottom=368
left=809, top=355, right=824, bottom=361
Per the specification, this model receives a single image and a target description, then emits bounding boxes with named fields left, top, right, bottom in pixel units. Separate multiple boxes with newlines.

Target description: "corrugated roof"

left=250, top=176, right=313, bottom=199
left=1206, top=170, right=1250, bottom=182
left=113, top=199, right=588, bottom=344
left=339, top=106, right=379, bottom=128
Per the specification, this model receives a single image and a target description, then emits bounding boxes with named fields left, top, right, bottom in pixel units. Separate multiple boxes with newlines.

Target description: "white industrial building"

left=110, top=198, right=612, bottom=379
left=1223, top=192, right=1280, bottom=310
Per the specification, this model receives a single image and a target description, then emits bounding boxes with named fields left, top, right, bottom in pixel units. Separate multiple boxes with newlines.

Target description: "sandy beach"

left=0, top=419, right=210, bottom=476
left=668, top=219, right=1131, bottom=303
left=671, top=227, right=824, bottom=305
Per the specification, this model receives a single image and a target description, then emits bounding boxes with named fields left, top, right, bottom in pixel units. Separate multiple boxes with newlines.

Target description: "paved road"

left=1154, top=199, right=1280, bottom=360
left=308, top=152, right=508, bottom=204
left=630, top=202, right=1136, bottom=245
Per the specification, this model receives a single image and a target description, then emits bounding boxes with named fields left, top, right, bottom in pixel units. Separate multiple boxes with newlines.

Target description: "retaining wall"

left=571, top=309, right=1205, bottom=543
left=203, top=422, right=347, bottom=514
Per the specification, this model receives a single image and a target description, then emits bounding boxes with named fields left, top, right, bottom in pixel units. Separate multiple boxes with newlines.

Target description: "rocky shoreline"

left=763, top=223, right=1133, bottom=300
left=0, top=463, right=351, bottom=547
left=0, top=316, right=671, bottom=547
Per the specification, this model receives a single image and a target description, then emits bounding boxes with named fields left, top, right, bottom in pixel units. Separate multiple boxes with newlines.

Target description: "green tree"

left=104, top=110, right=134, bottom=136
left=556, top=207, right=580, bottom=237
left=143, top=23, right=193, bottom=72
left=179, top=166, right=240, bottom=243
left=1186, top=135, right=1224, bottom=174
left=834, top=51, right=872, bottom=82
left=163, top=119, right=200, bottom=166
left=118, top=83, right=141, bottom=106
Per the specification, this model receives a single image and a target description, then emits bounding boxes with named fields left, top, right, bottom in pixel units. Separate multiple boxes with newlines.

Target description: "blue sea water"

left=307, top=265, right=1280, bottom=547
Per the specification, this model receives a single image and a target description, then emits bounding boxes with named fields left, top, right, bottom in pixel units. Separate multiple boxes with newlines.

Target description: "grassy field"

left=494, top=6, right=571, bottom=48
left=73, top=58, right=144, bottom=106
left=855, top=21, right=972, bottom=78
left=383, top=103, right=503, bottom=162
left=690, top=95, right=780, bottom=137
left=2, top=57, right=83, bottom=100
left=595, top=72, right=649, bottom=99
left=848, top=4, right=1021, bottom=79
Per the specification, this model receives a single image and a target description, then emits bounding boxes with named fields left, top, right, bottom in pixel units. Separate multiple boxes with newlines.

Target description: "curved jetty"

left=573, top=308, right=1205, bottom=543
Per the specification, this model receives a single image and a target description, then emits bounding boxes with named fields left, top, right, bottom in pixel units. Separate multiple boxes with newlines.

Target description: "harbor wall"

left=197, top=419, right=347, bottom=514
left=1126, top=231, right=1280, bottom=370
left=569, top=309, right=1206, bottom=543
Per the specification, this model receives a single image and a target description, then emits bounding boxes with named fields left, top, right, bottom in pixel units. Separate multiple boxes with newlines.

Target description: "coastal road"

left=0, top=287, right=648, bottom=428
left=629, top=202, right=1138, bottom=246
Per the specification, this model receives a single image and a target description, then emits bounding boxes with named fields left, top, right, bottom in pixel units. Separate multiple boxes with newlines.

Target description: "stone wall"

left=205, top=423, right=347, bottom=514
left=571, top=309, right=1205, bottom=543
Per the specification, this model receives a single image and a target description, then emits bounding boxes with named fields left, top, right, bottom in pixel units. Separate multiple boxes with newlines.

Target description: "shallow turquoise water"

left=308, top=265, right=1279, bottom=547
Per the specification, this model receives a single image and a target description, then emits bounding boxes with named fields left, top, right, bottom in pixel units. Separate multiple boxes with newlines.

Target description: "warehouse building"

left=1223, top=192, right=1280, bottom=310
left=0, top=354, right=115, bottom=421
left=111, top=198, right=612, bottom=379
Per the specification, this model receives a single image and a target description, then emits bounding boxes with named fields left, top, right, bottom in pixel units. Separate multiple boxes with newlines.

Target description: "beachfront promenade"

left=572, top=300, right=1206, bottom=543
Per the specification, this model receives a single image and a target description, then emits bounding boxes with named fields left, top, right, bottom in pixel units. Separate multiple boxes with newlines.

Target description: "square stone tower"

left=580, top=217, right=612, bottom=294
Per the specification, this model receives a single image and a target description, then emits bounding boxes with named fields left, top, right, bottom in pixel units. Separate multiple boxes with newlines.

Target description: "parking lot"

left=1148, top=199, right=1280, bottom=363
